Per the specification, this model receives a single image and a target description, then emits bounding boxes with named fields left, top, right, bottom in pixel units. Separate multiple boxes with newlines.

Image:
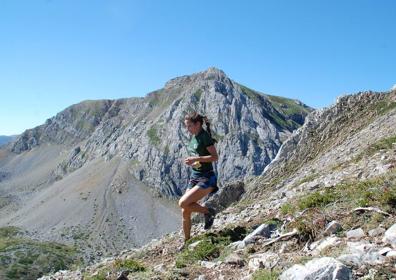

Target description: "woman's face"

left=184, top=119, right=201, bottom=135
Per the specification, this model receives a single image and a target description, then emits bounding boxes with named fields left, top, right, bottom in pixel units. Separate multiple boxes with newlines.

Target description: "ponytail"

left=203, top=116, right=217, bottom=143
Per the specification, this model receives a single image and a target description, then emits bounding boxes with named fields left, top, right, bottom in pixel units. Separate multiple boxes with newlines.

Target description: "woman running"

left=178, top=112, right=219, bottom=248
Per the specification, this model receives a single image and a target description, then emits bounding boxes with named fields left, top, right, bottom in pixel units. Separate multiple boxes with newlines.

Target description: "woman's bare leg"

left=181, top=208, right=192, bottom=241
left=178, top=186, right=214, bottom=241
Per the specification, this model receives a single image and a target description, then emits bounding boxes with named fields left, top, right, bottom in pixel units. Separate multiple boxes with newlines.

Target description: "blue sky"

left=0, top=0, right=395, bottom=135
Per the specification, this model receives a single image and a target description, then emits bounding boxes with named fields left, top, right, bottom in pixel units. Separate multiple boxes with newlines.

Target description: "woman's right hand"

left=184, top=157, right=197, bottom=166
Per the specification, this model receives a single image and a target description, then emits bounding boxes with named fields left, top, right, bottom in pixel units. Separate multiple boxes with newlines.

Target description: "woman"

left=178, top=112, right=219, bottom=248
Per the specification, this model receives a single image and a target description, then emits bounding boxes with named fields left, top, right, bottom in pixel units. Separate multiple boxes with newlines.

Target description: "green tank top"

left=187, top=129, right=215, bottom=173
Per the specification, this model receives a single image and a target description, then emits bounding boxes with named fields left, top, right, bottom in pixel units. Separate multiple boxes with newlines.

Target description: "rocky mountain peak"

left=5, top=68, right=312, bottom=198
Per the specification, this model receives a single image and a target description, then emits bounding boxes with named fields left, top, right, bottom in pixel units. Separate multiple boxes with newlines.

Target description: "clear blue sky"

left=1, top=0, right=395, bottom=135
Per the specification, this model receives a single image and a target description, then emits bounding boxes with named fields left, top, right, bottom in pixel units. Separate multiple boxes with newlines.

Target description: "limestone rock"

left=279, top=257, right=352, bottom=280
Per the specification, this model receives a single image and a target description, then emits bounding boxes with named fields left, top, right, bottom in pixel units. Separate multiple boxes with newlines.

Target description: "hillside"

left=0, top=68, right=311, bottom=278
left=39, top=89, right=396, bottom=279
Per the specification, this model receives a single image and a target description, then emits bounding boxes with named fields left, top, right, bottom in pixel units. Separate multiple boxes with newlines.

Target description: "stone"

left=378, top=247, right=392, bottom=256
left=383, top=223, right=396, bottom=248
left=324, top=221, right=342, bottom=236
left=386, top=250, right=396, bottom=257
left=346, top=228, right=365, bottom=240
left=368, top=227, right=386, bottom=237
left=153, top=263, right=166, bottom=273
left=242, top=223, right=277, bottom=245
left=203, top=181, right=245, bottom=213
left=224, top=253, right=245, bottom=267
left=337, top=241, right=385, bottom=266
left=200, top=261, right=217, bottom=269
left=309, top=236, right=341, bottom=256
left=189, top=240, right=203, bottom=250
left=279, top=257, right=351, bottom=280
left=228, top=240, right=246, bottom=250
left=248, top=252, right=280, bottom=271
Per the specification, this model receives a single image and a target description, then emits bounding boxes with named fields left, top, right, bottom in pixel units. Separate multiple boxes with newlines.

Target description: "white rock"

left=248, top=252, right=279, bottom=271
left=346, top=228, right=365, bottom=240
left=383, top=223, right=396, bottom=248
left=153, top=263, right=166, bottom=273
left=189, top=240, right=203, bottom=250
left=200, top=260, right=217, bottom=269
left=386, top=250, right=396, bottom=257
left=242, top=223, right=276, bottom=244
left=368, top=227, right=385, bottom=237
left=337, top=241, right=385, bottom=266
left=279, top=257, right=351, bottom=280
left=378, top=247, right=392, bottom=256
left=309, top=236, right=341, bottom=256
left=228, top=240, right=246, bottom=250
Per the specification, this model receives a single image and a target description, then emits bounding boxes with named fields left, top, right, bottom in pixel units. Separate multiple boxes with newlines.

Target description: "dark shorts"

left=188, top=170, right=219, bottom=194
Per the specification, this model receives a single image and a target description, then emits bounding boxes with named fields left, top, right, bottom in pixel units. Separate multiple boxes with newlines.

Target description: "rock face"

left=247, top=90, right=396, bottom=199
left=5, top=67, right=311, bottom=197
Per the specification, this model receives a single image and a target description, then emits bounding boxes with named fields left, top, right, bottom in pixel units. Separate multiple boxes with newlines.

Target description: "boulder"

left=383, top=223, right=396, bottom=248
left=279, top=257, right=351, bottom=280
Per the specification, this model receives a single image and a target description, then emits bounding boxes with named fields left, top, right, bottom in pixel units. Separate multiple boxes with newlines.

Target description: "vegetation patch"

left=353, top=134, right=396, bottom=162
left=0, top=227, right=81, bottom=280
left=175, top=226, right=247, bottom=268
left=282, top=170, right=396, bottom=241
left=251, top=269, right=280, bottom=280
left=113, top=258, right=146, bottom=272
left=193, top=89, right=203, bottom=100
left=147, top=126, right=161, bottom=146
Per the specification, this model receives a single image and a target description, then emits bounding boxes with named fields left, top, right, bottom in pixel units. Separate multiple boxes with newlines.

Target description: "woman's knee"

left=179, top=197, right=190, bottom=208
left=178, top=197, right=187, bottom=208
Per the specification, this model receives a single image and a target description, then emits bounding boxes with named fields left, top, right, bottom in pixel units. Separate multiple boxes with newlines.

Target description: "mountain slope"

left=40, top=89, right=396, bottom=279
left=0, top=67, right=311, bottom=270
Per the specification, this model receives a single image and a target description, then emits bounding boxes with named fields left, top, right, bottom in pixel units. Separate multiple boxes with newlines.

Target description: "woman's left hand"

left=184, top=157, right=199, bottom=166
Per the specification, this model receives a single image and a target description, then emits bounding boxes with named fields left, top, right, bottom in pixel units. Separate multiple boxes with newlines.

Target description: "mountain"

left=0, top=135, right=17, bottom=147
left=0, top=67, right=311, bottom=277
left=39, top=89, right=396, bottom=279
left=8, top=68, right=312, bottom=197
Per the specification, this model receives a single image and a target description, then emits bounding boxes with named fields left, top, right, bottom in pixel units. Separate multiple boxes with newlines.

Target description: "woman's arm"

left=184, top=145, right=218, bottom=165
left=190, top=145, right=218, bottom=163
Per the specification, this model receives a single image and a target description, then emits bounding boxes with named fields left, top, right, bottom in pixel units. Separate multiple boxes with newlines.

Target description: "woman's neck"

left=194, top=127, right=203, bottom=136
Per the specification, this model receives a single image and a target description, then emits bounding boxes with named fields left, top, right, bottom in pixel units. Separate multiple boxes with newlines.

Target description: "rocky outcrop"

left=6, top=67, right=312, bottom=197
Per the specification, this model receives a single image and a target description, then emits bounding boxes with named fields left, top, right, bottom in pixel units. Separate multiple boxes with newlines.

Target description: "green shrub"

left=113, top=258, right=146, bottom=272
left=251, top=269, right=280, bottom=280
left=298, top=189, right=338, bottom=210
left=147, top=126, right=161, bottom=146
left=280, top=203, right=296, bottom=215
left=175, top=226, right=247, bottom=268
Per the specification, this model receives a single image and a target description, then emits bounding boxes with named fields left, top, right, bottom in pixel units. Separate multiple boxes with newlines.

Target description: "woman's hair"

left=184, top=112, right=217, bottom=143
